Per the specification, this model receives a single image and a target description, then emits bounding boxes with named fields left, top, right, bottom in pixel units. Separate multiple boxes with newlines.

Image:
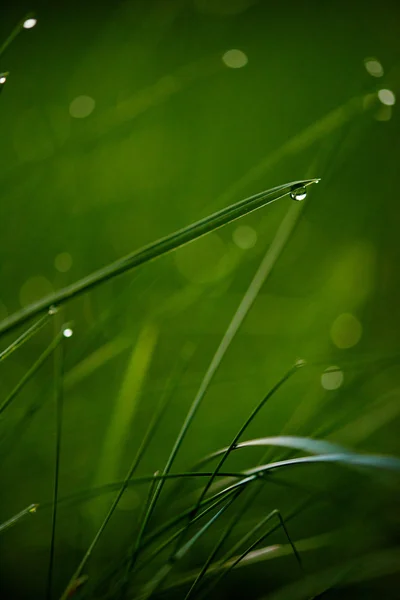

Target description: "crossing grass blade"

left=0, top=314, right=50, bottom=363
left=138, top=489, right=243, bottom=600
left=0, top=329, right=65, bottom=417
left=0, top=179, right=319, bottom=338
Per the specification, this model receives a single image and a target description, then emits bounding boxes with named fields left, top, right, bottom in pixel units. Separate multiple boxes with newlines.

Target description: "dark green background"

left=0, top=1, right=399, bottom=598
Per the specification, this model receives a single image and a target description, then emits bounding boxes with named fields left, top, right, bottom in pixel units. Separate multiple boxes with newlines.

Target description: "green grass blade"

left=0, top=179, right=319, bottom=338
left=0, top=313, right=50, bottom=363
left=139, top=489, right=243, bottom=600
left=0, top=12, right=34, bottom=58
left=162, top=174, right=320, bottom=559
left=200, top=509, right=302, bottom=597
left=0, top=503, right=39, bottom=534
left=46, top=327, right=65, bottom=600
left=194, top=435, right=350, bottom=469
left=59, top=350, right=190, bottom=600
left=172, top=365, right=302, bottom=557
left=0, top=329, right=65, bottom=417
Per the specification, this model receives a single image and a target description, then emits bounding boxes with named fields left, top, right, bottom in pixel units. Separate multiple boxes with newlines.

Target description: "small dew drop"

left=222, top=49, right=248, bottom=69
left=364, top=57, right=384, bottom=78
left=321, top=366, right=344, bottom=391
left=378, top=88, right=396, bottom=106
left=48, top=305, right=58, bottom=315
left=63, top=327, right=73, bottom=338
left=290, top=187, right=307, bottom=202
left=0, top=75, right=7, bottom=85
left=23, top=18, right=37, bottom=29
left=28, top=504, right=38, bottom=514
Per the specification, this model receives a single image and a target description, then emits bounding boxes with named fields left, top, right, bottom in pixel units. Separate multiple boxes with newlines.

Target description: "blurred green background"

left=0, top=0, right=400, bottom=598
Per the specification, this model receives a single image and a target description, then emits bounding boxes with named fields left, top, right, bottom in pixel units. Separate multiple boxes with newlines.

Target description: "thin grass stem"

left=0, top=179, right=319, bottom=338
left=0, top=503, right=39, bottom=534
left=0, top=313, right=50, bottom=363
left=46, top=327, right=65, bottom=600
left=0, top=330, right=65, bottom=417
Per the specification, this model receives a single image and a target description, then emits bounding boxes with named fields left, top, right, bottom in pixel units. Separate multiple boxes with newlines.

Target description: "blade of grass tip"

left=0, top=313, right=50, bottom=363
left=131, top=179, right=320, bottom=567
left=139, top=489, right=243, bottom=600
left=46, top=322, right=70, bottom=600
left=0, top=179, right=319, bottom=338
left=59, top=348, right=193, bottom=600
left=0, top=503, right=39, bottom=534
left=183, top=488, right=303, bottom=600
left=210, top=509, right=302, bottom=595
left=0, top=12, right=37, bottom=58
left=0, top=327, right=66, bottom=418
left=161, top=498, right=317, bottom=599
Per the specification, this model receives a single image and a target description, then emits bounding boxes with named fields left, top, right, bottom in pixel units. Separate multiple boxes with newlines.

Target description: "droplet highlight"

left=23, top=18, right=37, bottom=29
left=63, top=328, right=73, bottom=338
left=321, top=366, right=344, bottom=390
left=290, top=187, right=307, bottom=201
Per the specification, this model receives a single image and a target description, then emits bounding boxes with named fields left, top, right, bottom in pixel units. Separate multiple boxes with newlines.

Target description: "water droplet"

left=290, top=187, right=307, bottom=201
left=28, top=504, right=38, bottom=514
left=0, top=73, right=8, bottom=85
left=23, top=17, right=37, bottom=29
left=321, top=366, right=344, bottom=390
left=48, top=305, right=58, bottom=315
left=63, top=327, right=73, bottom=338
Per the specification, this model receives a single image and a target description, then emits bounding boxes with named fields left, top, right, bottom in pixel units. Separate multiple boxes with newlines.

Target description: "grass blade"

left=0, top=313, right=50, bottom=363
left=0, top=329, right=65, bottom=417
left=59, top=348, right=191, bottom=600
left=194, top=435, right=349, bottom=469
left=139, top=489, right=243, bottom=600
left=0, top=503, right=39, bottom=534
left=200, top=508, right=302, bottom=597
left=0, top=179, right=319, bottom=338
left=46, top=326, right=66, bottom=600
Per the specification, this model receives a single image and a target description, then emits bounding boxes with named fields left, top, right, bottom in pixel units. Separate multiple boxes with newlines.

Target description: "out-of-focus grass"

left=0, top=1, right=400, bottom=599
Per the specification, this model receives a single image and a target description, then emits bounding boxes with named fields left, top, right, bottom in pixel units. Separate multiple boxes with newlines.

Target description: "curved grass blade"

left=0, top=313, right=50, bottom=363
left=0, top=179, right=319, bottom=338
left=0, top=12, right=36, bottom=58
left=196, top=509, right=302, bottom=599
left=197, top=499, right=310, bottom=600
left=139, top=489, right=243, bottom=600
left=82, top=488, right=241, bottom=600
left=0, top=503, right=38, bottom=534
left=159, top=177, right=321, bottom=562
left=195, top=436, right=348, bottom=469
left=0, top=329, right=65, bottom=417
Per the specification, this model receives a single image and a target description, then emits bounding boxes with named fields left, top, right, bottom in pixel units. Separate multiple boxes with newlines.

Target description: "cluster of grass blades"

left=1, top=8, right=400, bottom=600
left=1, top=173, right=400, bottom=600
